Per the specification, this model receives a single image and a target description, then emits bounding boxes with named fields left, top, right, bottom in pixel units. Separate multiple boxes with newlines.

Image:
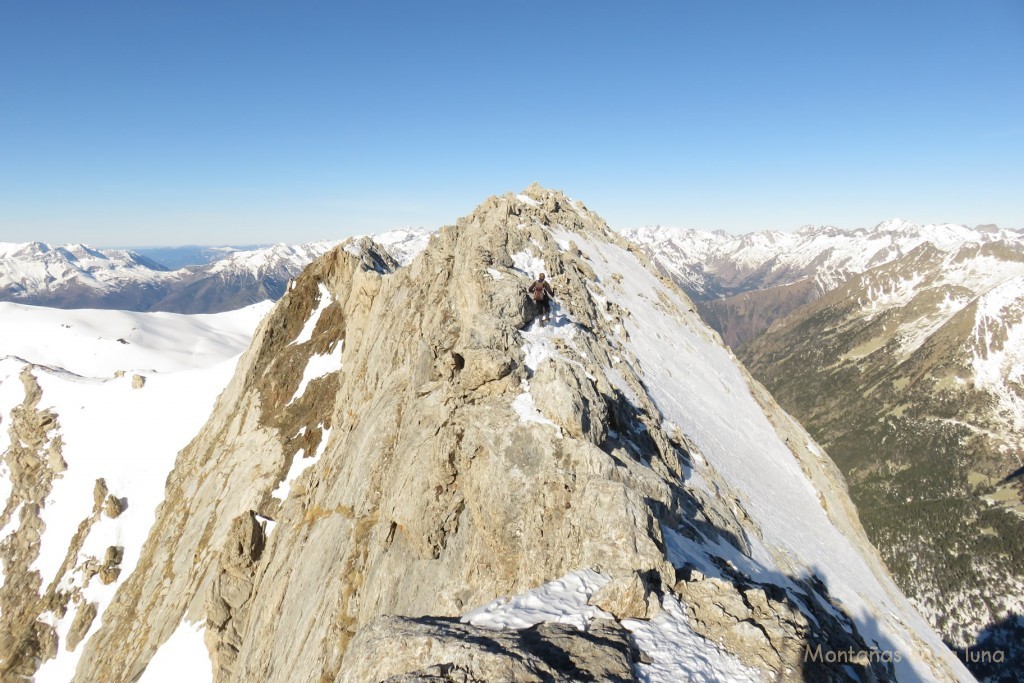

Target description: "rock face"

left=205, top=512, right=267, bottom=680
left=339, top=616, right=637, bottom=683
left=59, top=186, right=970, bottom=682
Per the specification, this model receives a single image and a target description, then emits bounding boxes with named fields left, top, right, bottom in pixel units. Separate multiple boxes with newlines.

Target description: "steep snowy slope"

left=0, top=302, right=271, bottom=681
left=548, top=223, right=969, bottom=683
left=31, top=186, right=971, bottom=682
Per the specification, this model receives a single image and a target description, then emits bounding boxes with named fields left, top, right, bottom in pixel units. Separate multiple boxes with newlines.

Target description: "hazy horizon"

left=4, top=213, right=1022, bottom=252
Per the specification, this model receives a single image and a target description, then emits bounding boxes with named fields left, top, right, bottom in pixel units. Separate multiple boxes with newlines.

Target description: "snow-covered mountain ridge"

left=623, top=220, right=1024, bottom=349
left=0, top=229, right=433, bottom=314
left=0, top=242, right=169, bottom=294
left=2, top=187, right=973, bottom=681
left=625, top=220, right=1022, bottom=302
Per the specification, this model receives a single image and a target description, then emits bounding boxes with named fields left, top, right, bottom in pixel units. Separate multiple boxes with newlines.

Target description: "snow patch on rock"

left=462, top=569, right=612, bottom=631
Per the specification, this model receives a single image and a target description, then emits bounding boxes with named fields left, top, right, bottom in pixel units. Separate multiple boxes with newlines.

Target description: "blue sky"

left=1, top=1, right=1021, bottom=245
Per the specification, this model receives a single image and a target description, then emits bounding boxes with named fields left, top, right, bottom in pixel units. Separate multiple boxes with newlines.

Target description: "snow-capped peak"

left=623, top=220, right=1024, bottom=303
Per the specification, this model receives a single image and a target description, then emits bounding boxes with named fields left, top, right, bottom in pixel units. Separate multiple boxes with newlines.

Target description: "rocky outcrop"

left=64, top=186, right=969, bottom=682
left=66, top=601, right=97, bottom=652
left=531, top=357, right=607, bottom=444
left=0, top=369, right=65, bottom=679
left=206, top=512, right=267, bottom=681
left=589, top=572, right=659, bottom=621
left=338, top=616, right=637, bottom=683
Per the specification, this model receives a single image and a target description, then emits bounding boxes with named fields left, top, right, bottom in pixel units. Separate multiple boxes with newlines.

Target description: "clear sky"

left=1, top=1, right=1022, bottom=246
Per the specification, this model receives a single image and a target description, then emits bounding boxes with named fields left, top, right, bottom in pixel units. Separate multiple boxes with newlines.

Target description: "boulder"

left=531, top=357, right=606, bottom=444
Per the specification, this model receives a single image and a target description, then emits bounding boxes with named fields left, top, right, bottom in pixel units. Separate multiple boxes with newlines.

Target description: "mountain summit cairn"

left=17, top=186, right=972, bottom=681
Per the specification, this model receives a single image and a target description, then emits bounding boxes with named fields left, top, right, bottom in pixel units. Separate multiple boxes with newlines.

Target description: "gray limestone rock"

left=66, top=601, right=98, bottom=652
left=337, top=615, right=636, bottom=683
left=531, top=356, right=607, bottom=444
left=589, top=572, right=658, bottom=621
left=205, top=512, right=266, bottom=681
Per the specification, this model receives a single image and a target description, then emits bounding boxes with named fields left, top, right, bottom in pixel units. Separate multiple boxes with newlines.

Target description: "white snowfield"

left=0, top=301, right=268, bottom=376
left=0, top=302, right=271, bottom=683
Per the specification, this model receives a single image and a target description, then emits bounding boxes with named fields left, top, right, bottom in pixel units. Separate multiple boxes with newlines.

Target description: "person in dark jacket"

left=528, top=273, right=555, bottom=324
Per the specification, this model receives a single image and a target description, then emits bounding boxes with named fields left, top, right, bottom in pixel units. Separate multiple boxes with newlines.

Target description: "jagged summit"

left=4, top=187, right=970, bottom=682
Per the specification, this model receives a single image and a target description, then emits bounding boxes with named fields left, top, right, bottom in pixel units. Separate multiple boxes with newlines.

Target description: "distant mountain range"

left=0, top=229, right=432, bottom=314
left=628, top=219, right=1024, bottom=679
left=129, top=244, right=270, bottom=269
left=625, top=220, right=1023, bottom=347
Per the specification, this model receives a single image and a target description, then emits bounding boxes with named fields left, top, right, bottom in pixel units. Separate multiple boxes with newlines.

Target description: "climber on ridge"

left=528, top=272, right=555, bottom=325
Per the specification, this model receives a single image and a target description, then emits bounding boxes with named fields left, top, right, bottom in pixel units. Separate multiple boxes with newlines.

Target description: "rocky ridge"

left=6, top=187, right=970, bottom=681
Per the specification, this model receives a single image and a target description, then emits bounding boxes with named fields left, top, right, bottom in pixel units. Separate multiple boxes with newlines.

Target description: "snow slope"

left=550, top=227, right=967, bottom=680
left=0, top=302, right=266, bottom=376
left=0, top=302, right=271, bottom=682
